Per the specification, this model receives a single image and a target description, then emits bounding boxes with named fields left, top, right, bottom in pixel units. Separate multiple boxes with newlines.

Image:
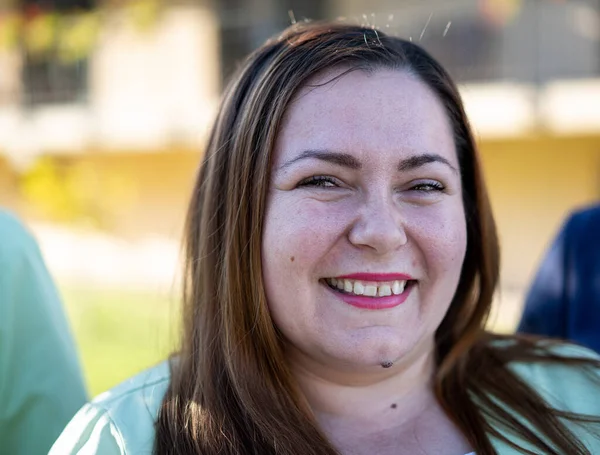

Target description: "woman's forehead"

left=274, top=68, right=457, bottom=168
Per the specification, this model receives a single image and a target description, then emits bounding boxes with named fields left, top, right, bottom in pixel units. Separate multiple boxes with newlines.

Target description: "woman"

left=50, top=22, right=600, bottom=455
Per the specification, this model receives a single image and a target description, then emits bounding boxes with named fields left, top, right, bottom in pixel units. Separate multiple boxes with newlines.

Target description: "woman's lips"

left=323, top=278, right=415, bottom=310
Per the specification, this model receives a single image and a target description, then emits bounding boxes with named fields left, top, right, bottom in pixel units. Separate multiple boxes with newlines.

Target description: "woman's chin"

left=319, top=334, right=413, bottom=372
left=286, top=325, right=431, bottom=376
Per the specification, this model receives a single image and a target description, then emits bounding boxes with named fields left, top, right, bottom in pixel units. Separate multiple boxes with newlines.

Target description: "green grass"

left=60, top=285, right=181, bottom=397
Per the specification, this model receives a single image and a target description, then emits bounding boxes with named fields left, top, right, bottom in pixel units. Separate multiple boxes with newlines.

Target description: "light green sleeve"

left=490, top=342, right=600, bottom=453
left=51, top=362, right=170, bottom=455
left=48, top=404, right=125, bottom=455
left=0, top=211, right=88, bottom=454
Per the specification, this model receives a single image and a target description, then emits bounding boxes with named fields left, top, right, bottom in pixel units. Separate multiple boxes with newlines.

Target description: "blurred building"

left=0, top=0, right=599, bottom=303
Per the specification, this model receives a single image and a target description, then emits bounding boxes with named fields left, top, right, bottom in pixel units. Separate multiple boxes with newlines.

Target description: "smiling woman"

left=50, top=22, right=600, bottom=455
left=263, top=69, right=467, bottom=380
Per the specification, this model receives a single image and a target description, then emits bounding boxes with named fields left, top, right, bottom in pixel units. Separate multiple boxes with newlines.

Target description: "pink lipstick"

left=324, top=273, right=415, bottom=310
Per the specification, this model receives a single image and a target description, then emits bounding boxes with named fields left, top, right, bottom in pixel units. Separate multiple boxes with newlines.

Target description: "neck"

left=289, top=339, right=438, bottom=428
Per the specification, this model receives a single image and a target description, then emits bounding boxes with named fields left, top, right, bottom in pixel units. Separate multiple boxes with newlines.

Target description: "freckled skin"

left=261, top=68, right=467, bottom=374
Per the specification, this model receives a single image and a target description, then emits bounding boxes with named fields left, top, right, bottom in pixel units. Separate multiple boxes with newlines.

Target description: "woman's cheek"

left=280, top=194, right=352, bottom=232
left=265, top=196, right=348, bottom=267
left=405, top=204, right=467, bottom=258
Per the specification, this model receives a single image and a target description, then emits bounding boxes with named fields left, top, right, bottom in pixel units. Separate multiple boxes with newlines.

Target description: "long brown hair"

left=155, top=22, right=600, bottom=454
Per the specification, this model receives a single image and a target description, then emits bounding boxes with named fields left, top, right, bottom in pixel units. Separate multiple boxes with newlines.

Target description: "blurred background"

left=0, top=0, right=599, bottom=396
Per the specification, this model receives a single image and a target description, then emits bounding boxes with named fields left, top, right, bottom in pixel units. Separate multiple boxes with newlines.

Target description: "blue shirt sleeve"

left=518, top=219, right=571, bottom=339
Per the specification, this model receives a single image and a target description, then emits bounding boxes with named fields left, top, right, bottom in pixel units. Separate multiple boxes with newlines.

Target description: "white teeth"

left=344, top=280, right=353, bottom=293
left=392, top=280, right=405, bottom=295
left=327, top=278, right=410, bottom=298
left=378, top=284, right=392, bottom=297
left=364, top=285, right=377, bottom=297
left=353, top=282, right=365, bottom=295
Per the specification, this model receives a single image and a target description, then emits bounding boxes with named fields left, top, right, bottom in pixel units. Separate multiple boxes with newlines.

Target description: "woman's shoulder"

left=0, top=210, right=39, bottom=266
left=481, top=339, right=600, bottom=453
left=49, top=361, right=171, bottom=455
left=499, top=340, right=600, bottom=414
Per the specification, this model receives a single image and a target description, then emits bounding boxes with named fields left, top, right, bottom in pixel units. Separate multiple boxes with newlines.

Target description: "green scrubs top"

left=51, top=346, right=600, bottom=455
left=0, top=211, right=88, bottom=454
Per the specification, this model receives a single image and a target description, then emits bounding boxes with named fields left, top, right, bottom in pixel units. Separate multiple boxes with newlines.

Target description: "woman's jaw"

left=287, top=334, right=438, bottom=421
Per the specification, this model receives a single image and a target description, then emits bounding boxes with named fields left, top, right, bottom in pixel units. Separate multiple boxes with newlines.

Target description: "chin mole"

left=290, top=256, right=295, bottom=262
left=380, top=361, right=393, bottom=368
left=390, top=403, right=397, bottom=409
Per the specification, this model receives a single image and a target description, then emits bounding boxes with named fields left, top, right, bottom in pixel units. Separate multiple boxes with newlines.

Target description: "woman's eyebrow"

left=278, top=149, right=458, bottom=174
left=398, top=154, right=459, bottom=174
left=278, top=149, right=361, bottom=171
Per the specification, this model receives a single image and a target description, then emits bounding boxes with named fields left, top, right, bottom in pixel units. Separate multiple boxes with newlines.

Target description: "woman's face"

left=262, top=68, right=467, bottom=373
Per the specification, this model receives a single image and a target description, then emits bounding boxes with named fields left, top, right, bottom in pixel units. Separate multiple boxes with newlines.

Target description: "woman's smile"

left=320, top=273, right=417, bottom=309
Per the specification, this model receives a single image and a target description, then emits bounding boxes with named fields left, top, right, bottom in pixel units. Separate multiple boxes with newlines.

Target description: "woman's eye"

left=298, top=176, right=339, bottom=188
left=410, top=181, right=445, bottom=192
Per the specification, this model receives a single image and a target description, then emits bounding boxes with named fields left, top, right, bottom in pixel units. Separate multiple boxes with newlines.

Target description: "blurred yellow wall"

left=480, top=135, right=600, bottom=289
left=3, top=150, right=200, bottom=239
left=66, top=150, right=201, bottom=239
left=0, top=156, right=19, bottom=210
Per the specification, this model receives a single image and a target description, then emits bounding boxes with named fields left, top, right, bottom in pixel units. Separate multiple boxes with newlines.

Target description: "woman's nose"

left=347, top=194, right=408, bottom=254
